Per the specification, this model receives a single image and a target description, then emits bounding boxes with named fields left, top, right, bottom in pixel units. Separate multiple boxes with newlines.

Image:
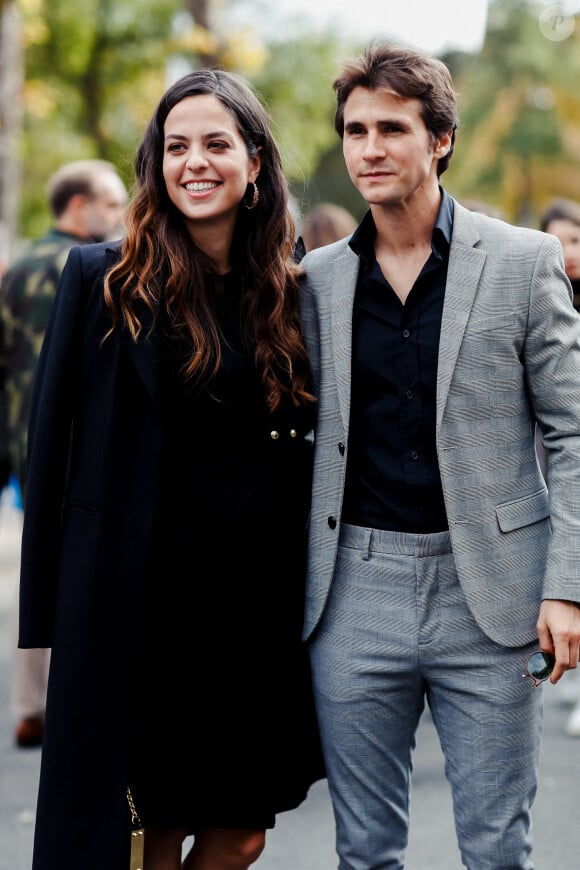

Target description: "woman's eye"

left=209, top=140, right=228, bottom=150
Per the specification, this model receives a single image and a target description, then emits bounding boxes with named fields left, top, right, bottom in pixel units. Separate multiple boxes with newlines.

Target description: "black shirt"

left=341, top=189, right=454, bottom=533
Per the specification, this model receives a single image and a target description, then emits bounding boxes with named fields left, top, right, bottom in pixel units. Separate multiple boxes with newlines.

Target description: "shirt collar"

left=349, top=187, right=454, bottom=263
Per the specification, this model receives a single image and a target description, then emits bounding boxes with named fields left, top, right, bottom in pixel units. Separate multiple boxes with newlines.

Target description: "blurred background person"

left=540, top=197, right=580, bottom=312
left=0, top=158, right=128, bottom=748
left=301, top=201, right=357, bottom=252
left=540, top=196, right=580, bottom=737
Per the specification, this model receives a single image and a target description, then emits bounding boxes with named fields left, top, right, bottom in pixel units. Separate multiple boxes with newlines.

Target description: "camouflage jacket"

left=0, top=229, right=90, bottom=494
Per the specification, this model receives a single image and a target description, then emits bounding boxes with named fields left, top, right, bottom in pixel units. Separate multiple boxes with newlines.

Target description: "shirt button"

left=289, top=429, right=297, bottom=438
left=338, top=442, right=345, bottom=455
left=328, top=516, right=337, bottom=530
left=402, top=329, right=410, bottom=338
left=406, top=390, right=414, bottom=400
left=410, top=450, right=419, bottom=460
left=270, top=430, right=280, bottom=440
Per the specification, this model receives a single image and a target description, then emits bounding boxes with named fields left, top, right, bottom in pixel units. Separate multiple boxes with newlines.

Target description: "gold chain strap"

left=126, top=787, right=145, bottom=870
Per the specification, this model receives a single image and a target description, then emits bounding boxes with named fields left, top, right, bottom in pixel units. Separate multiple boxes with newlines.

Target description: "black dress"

left=129, top=274, right=324, bottom=831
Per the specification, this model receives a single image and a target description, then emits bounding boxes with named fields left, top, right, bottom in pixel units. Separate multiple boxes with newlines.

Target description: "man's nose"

left=362, top=132, right=386, bottom=160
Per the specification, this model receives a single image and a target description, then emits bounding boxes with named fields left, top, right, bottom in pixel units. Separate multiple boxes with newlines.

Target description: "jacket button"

left=270, top=430, right=280, bottom=440
left=328, top=516, right=337, bottom=529
left=289, top=429, right=297, bottom=438
left=338, top=442, right=345, bottom=455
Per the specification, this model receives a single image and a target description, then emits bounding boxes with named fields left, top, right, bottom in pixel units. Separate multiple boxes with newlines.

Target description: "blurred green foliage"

left=11, top=0, right=580, bottom=239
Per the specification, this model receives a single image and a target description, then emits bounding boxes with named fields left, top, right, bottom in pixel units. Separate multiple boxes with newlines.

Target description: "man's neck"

left=371, top=183, right=442, bottom=256
left=370, top=183, right=443, bottom=304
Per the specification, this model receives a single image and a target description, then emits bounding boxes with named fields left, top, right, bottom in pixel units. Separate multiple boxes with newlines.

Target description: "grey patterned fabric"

left=300, top=199, right=580, bottom=647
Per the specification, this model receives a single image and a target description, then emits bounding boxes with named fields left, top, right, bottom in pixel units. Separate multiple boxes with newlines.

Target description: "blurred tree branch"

left=0, top=0, right=22, bottom=263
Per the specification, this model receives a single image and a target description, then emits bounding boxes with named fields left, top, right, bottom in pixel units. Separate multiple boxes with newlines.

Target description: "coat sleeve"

left=18, top=246, right=90, bottom=647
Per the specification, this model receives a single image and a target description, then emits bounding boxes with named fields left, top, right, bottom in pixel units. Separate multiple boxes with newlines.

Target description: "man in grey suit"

left=299, top=43, right=580, bottom=870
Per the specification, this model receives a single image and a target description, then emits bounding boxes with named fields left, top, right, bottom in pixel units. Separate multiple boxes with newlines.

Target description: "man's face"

left=84, top=173, right=128, bottom=242
left=342, top=87, right=450, bottom=211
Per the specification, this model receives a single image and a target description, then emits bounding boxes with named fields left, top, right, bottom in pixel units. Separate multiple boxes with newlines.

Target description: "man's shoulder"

left=301, top=237, right=354, bottom=272
left=452, top=199, right=554, bottom=257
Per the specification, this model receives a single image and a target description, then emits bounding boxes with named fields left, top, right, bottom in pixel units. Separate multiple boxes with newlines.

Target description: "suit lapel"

left=436, top=203, right=487, bottom=432
left=330, top=245, right=360, bottom=433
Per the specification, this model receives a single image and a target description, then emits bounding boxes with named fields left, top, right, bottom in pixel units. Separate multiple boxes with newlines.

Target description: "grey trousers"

left=310, top=523, right=542, bottom=870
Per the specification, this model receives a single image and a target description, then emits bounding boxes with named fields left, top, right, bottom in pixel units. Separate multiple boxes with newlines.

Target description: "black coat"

left=19, top=242, right=318, bottom=868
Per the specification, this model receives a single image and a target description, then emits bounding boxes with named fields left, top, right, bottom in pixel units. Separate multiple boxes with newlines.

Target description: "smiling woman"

left=17, top=67, right=324, bottom=870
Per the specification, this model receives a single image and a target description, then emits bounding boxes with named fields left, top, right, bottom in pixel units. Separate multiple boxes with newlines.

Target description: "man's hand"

left=537, top=599, right=580, bottom=683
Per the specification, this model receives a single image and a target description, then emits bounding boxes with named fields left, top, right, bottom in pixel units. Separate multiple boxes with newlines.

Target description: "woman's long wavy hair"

left=104, top=68, right=313, bottom=410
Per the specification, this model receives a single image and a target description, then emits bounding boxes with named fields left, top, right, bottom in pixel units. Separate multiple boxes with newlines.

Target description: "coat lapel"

left=436, top=203, right=487, bottom=432
left=103, top=246, right=162, bottom=411
left=125, top=325, right=161, bottom=411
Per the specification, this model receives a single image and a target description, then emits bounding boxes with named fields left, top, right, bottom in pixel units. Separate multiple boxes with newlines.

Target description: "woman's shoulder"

left=60, top=240, right=124, bottom=293
left=75, top=239, right=123, bottom=269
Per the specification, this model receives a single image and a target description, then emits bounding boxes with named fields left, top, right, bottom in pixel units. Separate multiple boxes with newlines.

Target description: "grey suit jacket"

left=300, top=199, right=580, bottom=647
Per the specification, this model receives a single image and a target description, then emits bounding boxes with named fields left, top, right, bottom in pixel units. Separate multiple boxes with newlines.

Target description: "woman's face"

left=545, top=218, right=580, bottom=282
left=162, top=94, right=261, bottom=246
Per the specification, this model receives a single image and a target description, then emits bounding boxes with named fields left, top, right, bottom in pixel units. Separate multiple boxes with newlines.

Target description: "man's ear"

left=436, top=130, right=453, bottom=157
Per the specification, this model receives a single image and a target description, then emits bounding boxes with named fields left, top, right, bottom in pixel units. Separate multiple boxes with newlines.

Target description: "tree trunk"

left=187, top=0, right=220, bottom=67
left=0, top=0, right=23, bottom=268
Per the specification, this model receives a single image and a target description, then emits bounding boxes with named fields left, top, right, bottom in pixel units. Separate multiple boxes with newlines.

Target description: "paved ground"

left=1, top=498, right=579, bottom=869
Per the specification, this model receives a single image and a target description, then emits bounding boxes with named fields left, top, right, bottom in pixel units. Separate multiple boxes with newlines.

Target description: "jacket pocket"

left=495, top=489, right=549, bottom=532
left=468, top=313, right=515, bottom=334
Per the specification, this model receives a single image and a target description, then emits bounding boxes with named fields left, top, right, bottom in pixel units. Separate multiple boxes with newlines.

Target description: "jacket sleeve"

left=524, top=233, right=580, bottom=603
left=18, top=246, right=88, bottom=647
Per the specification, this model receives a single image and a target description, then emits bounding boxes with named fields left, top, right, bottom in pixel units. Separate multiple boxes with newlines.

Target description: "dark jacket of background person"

left=1, top=230, right=92, bottom=488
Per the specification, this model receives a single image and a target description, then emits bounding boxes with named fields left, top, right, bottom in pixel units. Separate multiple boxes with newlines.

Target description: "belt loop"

left=362, top=528, right=372, bottom=561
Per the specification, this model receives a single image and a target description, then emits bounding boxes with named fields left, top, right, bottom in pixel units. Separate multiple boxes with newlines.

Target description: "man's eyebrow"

left=344, top=118, right=407, bottom=131
left=344, top=120, right=365, bottom=132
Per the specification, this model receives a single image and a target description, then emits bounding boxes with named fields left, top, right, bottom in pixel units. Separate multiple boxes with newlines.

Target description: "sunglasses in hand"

left=522, top=650, right=556, bottom=688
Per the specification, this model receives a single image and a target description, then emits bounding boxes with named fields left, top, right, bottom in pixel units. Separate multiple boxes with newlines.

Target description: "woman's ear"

left=249, top=147, right=263, bottom=183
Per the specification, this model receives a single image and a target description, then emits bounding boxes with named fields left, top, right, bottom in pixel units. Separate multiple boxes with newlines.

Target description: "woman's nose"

left=186, top=148, right=209, bottom=170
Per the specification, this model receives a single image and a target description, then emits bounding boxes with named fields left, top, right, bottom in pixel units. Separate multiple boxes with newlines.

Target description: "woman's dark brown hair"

left=104, top=68, right=312, bottom=410
left=333, top=42, right=459, bottom=177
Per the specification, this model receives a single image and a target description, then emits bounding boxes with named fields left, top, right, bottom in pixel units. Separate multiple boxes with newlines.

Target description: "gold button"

left=270, top=430, right=280, bottom=440
left=289, top=429, right=297, bottom=438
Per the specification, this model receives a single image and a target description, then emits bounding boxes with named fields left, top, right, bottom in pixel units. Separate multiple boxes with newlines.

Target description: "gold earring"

left=244, top=181, right=259, bottom=210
